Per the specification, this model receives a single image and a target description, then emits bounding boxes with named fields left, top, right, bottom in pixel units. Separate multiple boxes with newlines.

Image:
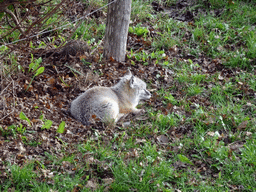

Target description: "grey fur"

left=70, top=71, right=151, bottom=125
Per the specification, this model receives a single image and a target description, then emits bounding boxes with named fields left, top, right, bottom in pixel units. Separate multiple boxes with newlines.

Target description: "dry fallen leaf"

left=229, top=143, right=244, bottom=151
left=157, top=135, right=169, bottom=144
left=218, top=74, right=224, bottom=81
left=102, top=178, right=113, bottom=185
left=85, top=180, right=98, bottom=190
left=18, top=142, right=26, bottom=153
left=130, top=148, right=139, bottom=157
left=207, top=131, right=220, bottom=137
left=245, top=131, right=252, bottom=136
left=135, top=138, right=147, bottom=144
left=237, top=121, right=248, bottom=130
left=203, top=116, right=215, bottom=125
left=228, top=0, right=235, bottom=5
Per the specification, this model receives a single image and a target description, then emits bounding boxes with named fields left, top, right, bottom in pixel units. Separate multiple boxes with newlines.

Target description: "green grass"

left=1, top=0, right=256, bottom=191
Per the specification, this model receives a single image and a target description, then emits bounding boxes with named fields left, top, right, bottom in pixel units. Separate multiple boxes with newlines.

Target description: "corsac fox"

left=70, top=70, right=151, bottom=125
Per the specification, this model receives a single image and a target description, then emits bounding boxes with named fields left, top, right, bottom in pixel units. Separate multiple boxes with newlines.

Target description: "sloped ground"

left=0, top=0, right=256, bottom=191
left=0, top=39, right=171, bottom=188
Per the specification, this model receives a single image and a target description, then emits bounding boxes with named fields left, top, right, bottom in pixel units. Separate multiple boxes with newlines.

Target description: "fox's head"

left=120, top=70, right=151, bottom=102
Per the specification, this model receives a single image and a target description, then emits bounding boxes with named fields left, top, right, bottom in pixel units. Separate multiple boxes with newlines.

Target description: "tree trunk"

left=104, top=0, right=131, bottom=62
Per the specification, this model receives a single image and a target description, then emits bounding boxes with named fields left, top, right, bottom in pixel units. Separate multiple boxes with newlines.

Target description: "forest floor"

left=0, top=0, right=256, bottom=191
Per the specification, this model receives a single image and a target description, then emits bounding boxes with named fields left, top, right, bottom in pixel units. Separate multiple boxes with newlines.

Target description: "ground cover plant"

left=0, top=0, right=256, bottom=191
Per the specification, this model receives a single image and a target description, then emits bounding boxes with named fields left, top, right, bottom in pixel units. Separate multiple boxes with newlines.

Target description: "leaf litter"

left=0, top=0, right=256, bottom=190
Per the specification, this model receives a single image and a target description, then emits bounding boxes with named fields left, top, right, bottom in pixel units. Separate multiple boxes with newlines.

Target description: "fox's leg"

left=93, top=100, right=119, bottom=124
left=101, top=103, right=120, bottom=127
left=131, top=108, right=145, bottom=115
left=115, top=113, right=126, bottom=123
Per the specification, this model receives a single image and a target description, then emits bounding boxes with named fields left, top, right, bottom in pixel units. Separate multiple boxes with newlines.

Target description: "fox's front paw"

left=133, top=109, right=145, bottom=115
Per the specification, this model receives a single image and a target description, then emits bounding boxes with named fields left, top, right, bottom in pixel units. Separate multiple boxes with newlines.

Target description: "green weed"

left=8, top=163, right=37, bottom=190
left=129, top=26, right=149, bottom=37
left=26, top=56, right=45, bottom=92
left=111, top=143, right=174, bottom=191
left=1, top=0, right=256, bottom=191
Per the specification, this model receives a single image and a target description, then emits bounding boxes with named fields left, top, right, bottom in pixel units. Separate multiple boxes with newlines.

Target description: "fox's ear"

left=126, top=69, right=132, bottom=76
left=129, top=75, right=136, bottom=88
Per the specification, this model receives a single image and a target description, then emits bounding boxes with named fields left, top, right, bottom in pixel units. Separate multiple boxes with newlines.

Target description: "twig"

left=0, top=82, right=12, bottom=96
left=12, top=78, right=16, bottom=116
left=91, top=37, right=104, bottom=55
left=4, top=7, right=24, bottom=34
left=0, top=110, right=15, bottom=122
left=0, top=0, right=118, bottom=48
left=24, top=0, right=67, bottom=36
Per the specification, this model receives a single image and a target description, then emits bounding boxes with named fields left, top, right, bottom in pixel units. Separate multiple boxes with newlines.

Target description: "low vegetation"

left=0, top=0, right=255, bottom=191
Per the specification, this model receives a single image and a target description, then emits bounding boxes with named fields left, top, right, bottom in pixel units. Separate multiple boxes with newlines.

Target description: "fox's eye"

left=145, top=90, right=150, bottom=94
